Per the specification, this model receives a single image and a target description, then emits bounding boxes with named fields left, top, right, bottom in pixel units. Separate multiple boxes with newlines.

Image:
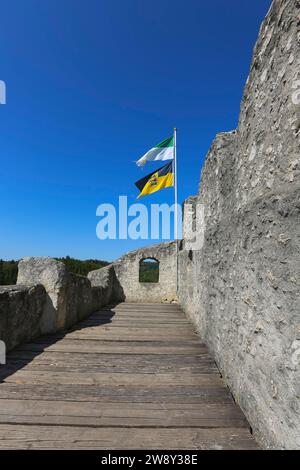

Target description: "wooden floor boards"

left=0, top=302, right=258, bottom=449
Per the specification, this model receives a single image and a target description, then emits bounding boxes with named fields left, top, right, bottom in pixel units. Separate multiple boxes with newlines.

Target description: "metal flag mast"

left=173, top=127, right=178, bottom=292
left=174, top=127, right=178, bottom=240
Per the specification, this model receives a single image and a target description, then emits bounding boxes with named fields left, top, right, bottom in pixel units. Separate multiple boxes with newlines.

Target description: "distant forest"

left=0, top=260, right=18, bottom=286
left=0, top=256, right=109, bottom=286
left=139, top=260, right=159, bottom=283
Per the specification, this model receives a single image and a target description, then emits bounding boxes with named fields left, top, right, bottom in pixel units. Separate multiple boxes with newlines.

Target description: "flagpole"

left=174, top=127, right=178, bottom=293
left=174, top=128, right=178, bottom=240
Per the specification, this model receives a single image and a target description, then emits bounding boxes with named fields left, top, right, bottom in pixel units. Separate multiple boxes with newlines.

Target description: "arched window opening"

left=139, top=258, right=159, bottom=283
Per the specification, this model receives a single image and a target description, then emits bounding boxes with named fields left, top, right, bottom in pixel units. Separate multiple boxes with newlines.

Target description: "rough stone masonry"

left=178, top=0, right=300, bottom=449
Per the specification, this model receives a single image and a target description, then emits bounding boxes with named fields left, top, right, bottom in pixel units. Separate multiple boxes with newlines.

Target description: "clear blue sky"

left=0, top=0, right=271, bottom=262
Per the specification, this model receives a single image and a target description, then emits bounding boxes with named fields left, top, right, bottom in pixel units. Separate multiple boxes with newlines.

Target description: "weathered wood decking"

left=0, top=303, right=258, bottom=449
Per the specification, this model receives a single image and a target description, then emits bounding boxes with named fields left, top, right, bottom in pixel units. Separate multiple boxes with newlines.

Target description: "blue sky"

left=0, top=0, right=271, bottom=261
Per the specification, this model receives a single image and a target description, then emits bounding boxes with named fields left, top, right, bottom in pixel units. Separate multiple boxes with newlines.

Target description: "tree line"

left=0, top=257, right=110, bottom=286
left=139, top=260, right=159, bottom=283
left=0, top=260, right=18, bottom=285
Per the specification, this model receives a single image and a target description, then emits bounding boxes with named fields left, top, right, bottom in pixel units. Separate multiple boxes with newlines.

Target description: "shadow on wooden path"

left=0, top=303, right=259, bottom=449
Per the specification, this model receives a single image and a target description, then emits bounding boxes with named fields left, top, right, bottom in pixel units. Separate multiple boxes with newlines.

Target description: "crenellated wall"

left=178, top=0, right=300, bottom=450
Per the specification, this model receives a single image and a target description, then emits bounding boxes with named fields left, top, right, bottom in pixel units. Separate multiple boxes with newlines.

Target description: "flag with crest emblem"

left=135, top=162, right=174, bottom=199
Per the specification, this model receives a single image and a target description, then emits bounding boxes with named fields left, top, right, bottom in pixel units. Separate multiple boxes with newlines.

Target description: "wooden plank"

left=15, top=341, right=206, bottom=355
left=0, top=400, right=248, bottom=428
left=27, top=337, right=203, bottom=346
left=6, top=350, right=215, bottom=364
left=111, top=302, right=181, bottom=305
left=99, top=312, right=183, bottom=315
left=108, top=308, right=183, bottom=313
left=0, top=384, right=234, bottom=404
left=97, top=310, right=186, bottom=315
left=4, top=353, right=218, bottom=375
left=0, top=414, right=248, bottom=428
left=36, top=328, right=199, bottom=342
left=1, top=371, right=224, bottom=387
left=67, top=329, right=196, bottom=337
left=95, top=311, right=185, bottom=317
left=84, top=315, right=187, bottom=320
left=0, top=399, right=247, bottom=419
left=75, top=318, right=188, bottom=323
left=0, top=425, right=259, bottom=450
left=109, top=313, right=185, bottom=316
left=76, top=320, right=192, bottom=326
left=111, top=308, right=182, bottom=311
left=88, top=313, right=187, bottom=318
left=68, top=326, right=195, bottom=334
left=61, top=334, right=197, bottom=341
left=74, top=319, right=192, bottom=326
left=107, top=303, right=182, bottom=308
left=0, top=301, right=258, bottom=450
left=95, top=309, right=185, bottom=315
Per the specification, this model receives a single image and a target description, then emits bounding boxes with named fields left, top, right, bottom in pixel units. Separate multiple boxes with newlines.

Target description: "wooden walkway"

left=0, top=303, right=258, bottom=449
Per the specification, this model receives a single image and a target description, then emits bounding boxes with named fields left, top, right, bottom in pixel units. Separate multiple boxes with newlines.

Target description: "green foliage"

left=0, top=260, right=18, bottom=285
left=55, top=256, right=109, bottom=277
left=139, top=260, right=159, bottom=283
left=0, top=257, right=110, bottom=286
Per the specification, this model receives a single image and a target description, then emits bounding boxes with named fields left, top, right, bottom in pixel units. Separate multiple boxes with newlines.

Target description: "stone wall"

left=112, top=242, right=177, bottom=303
left=0, top=284, right=46, bottom=351
left=0, top=245, right=176, bottom=353
left=17, top=258, right=119, bottom=334
left=178, top=0, right=300, bottom=449
left=88, top=264, right=125, bottom=303
left=0, top=258, right=120, bottom=352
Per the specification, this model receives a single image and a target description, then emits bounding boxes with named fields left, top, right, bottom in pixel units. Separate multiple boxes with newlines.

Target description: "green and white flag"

left=136, top=136, right=174, bottom=167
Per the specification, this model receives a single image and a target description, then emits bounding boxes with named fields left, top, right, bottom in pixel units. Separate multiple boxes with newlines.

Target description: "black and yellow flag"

left=135, top=162, right=174, bottom=199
